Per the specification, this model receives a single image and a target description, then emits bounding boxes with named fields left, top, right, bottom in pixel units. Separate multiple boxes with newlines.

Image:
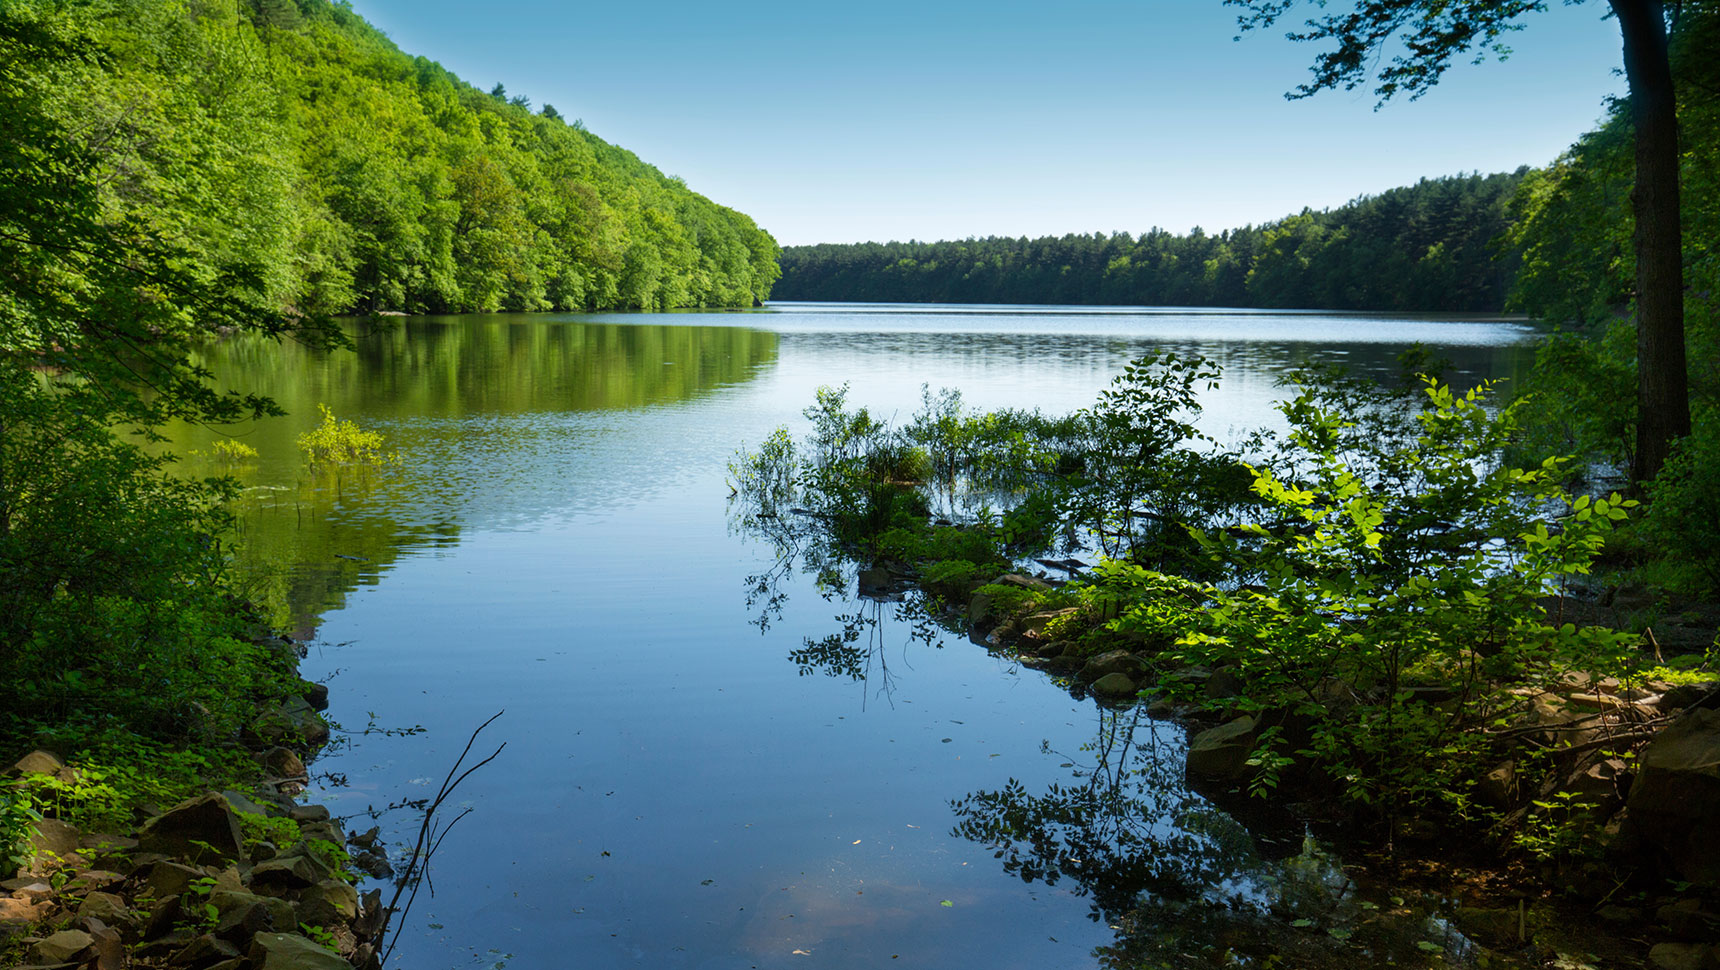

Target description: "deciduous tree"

left=1226, top=0, right=1693, bottom=483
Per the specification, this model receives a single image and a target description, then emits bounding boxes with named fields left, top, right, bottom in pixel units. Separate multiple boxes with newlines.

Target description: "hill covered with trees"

left=16, top=0, right=779, bottom=316
left=774, top=171, right=1524, bottom=312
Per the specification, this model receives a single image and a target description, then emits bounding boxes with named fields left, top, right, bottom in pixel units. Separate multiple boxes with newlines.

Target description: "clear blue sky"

left=348, top=0, right=1626, bottom=246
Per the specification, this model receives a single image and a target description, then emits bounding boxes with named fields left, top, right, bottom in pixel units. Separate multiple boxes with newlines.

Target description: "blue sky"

left=349, top=0, right=1626, bottom=246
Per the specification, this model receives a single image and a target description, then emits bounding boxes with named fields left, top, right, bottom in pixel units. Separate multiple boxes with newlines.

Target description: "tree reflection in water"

left=951, top=706, right=1469, bottom=969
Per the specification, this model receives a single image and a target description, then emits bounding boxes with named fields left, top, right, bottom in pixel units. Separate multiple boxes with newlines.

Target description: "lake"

left=175, top=302, right=1536, bottom=969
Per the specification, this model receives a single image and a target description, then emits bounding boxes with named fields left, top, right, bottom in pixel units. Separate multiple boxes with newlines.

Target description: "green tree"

left=1225, top=0, right=1692, bottom=484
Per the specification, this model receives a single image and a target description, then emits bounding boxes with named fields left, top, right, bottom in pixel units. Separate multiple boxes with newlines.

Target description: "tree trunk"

left=1611, top=0, right=1689, bottom=484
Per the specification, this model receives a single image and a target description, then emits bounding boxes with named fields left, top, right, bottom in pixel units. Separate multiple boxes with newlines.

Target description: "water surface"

left=176, top=302, right=1536, bottom=968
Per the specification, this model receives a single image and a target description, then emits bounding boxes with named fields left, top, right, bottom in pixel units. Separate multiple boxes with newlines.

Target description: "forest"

left=774, top=171, right=1526, bottom=312
left=8, top=0, right=780, bottom=318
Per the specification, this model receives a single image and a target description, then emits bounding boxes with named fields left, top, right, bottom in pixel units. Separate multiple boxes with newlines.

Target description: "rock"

left=303, top=682, right=330, bottom=711
left=1519, top=691, right=1600, bottom=753
left=1033, top=640, right=1066, bottom=660
left=300, top=821, right=345, bottom=845
left=263, top=748, right=308, bottom=780
left=28, top=928, right=93, bottom=964
left=1477, top=761, right=1518, bottom=808
left=222, top=789, right=274, bottom=819
left=171, top=932, right=242, bottom=967
left=296, top=879, right=359, bottom=928
left=251, top=697, right=331, bottom=747
left=1566, top=757, right=1630, bottom=807
left=1556, top=670, right=1594, bottom=692
left=1090, top=672, right=1138, bottom=698
left=75, top=891, right=133, bottom=927
left=132, top=927, right=197, bottom=961
left=1662, top=682, right=1720, bottom=713
left=250, top=853, right=321, bottom=891
left=65, top=868, right=125, bottom=894
left=210, top=890, right=295, bottom=935
left=144, top=861, right=207, bottom=900
left=248, top=931, right=356, bottom=970
left=993, top=573, right=1051, bottom=592
left=1658, top=898, right=1720, bottom=940
left=966, top=592, right=999, bottom=631
left=1625, top=707, right=1720, bottom=886
left=0, top=896, right=51, bottom=922
left=1076, top=650, right=1141, bottom=685
left=1648, top=942, right=1713, bottom=970
left=83, top=919, right=123, bottom=970
left=288, top=805, right=330, bottom=824
left=1019, top=608, right=1077, bottom=639
left=7, top=750, right=65, bottom=778
left=1186, top=716, right=1256, bottom=779
left=1145, top=696, right=1179, bottom=720
left=30, top=817, right=82, bottom=860
left=138, top=793, right=245, bottom=864
left=1205, top=667, right=1242, bottom=700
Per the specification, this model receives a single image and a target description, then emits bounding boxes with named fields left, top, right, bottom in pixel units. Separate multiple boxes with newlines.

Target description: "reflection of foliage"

left=784, top=599, right=948, bottom=706
left=951, top=708, right=1463, bottom=969
left=952, top=709, right=1255, bottom=924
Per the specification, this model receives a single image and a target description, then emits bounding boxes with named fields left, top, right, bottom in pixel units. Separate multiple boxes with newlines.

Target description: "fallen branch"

left=380, top=710, right=506, bottom=968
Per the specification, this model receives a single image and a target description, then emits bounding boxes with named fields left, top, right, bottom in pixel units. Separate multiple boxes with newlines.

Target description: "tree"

left=1227, top=0, right=1692, bottom=484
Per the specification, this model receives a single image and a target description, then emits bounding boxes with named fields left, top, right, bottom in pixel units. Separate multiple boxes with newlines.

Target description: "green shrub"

left=298, top=404, right=398, bottom=468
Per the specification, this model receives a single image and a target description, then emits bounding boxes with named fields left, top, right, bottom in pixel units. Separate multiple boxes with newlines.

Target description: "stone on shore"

left=1625, top=707, right=1720, bottom=886
left=1186, top=716, right=1257, bottom=779
left=138, top=793, right=245, bottom=864
left=248, top=931, right=355, bottom=970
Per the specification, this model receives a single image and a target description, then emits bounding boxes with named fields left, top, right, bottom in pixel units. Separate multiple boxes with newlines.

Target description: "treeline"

left=15, top=0, right=778, bottom=316
left=775, top=171, right=1525, bottom=312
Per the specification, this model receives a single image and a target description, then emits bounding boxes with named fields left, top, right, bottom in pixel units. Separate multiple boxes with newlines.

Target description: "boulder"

left=144, top=861, right=207, bottom=900
left=303, top=682, right=330, bottom=712
left=1658, top=898, right=1720, bottom=940
left=1075, top=650, right=1141, bottom=685
left=1205, top=667, right=1242, bottom=701
left=171, top=933, right=242, bottom=967
left=993, top=573, right=1051, bottom=592
left=1648, top=942, right=1715, bottom=970
left=75, top=891, right=133, bottom=928
left=0, top=896, right=51, bottom=923
left=250, top=853, right=322, bottom=891
left=1625, top=707, right=1720, bottom=886
left=28, top=928, right=93, bottom=964
left=288, top=805, right=330, bottom=824
left=138, top=793, right=245, bottom=864
left=966, top=592, right=999, bottom=631
left=296, top=879, right=359, bottom=928
left=1476, top=761, right=1518, bottom=808
left=1019, top=608, right=1077, bottom=639
left=83, top=919, right=123, bottom=970
left=29, top=817, right=82, bottom=861
left=7, top=750, right=66, bottom=778
left=1661, top=682, right=1720, bottom=713
left=1186, top=716, right=1257, bottom=779
left=210, top=890, right=295, bottom=935
left=1090, top=672, right=1138, bottom=698
left=250, top=697, right=330, bottom=747
left=263, top=748, right=308, bottom=780
left=248, top=931, right=355, bottom=970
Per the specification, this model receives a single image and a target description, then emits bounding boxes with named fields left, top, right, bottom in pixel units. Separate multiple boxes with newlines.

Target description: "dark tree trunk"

left=1612, top=0, right=1689, bottom=484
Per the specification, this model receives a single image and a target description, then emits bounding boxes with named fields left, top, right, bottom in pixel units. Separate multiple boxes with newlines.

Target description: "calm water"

left=177, top=302, right=1536, bottom=969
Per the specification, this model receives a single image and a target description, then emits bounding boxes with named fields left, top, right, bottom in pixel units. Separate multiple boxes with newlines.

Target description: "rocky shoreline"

left=942, top=568, right=1720, bottom=968
left=0, top=636, right=391, bottom=970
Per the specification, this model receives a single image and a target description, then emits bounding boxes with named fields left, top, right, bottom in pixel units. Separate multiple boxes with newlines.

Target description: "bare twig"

left=379, top=710, right=505, bottom=968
